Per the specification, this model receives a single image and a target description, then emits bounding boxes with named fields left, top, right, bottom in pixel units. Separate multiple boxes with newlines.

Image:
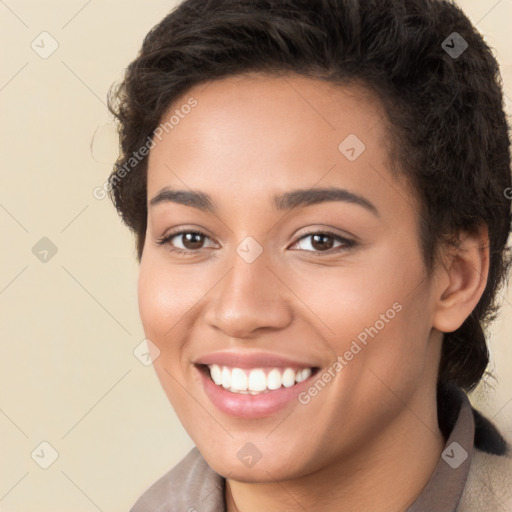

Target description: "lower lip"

left=196, top=365, right=318, bottom=419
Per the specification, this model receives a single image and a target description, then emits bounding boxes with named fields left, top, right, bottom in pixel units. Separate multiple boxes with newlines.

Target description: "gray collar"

left=405, top=386, right=474, bottom=512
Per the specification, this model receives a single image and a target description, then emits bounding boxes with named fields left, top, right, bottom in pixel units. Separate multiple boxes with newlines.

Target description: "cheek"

left=137, top=257, right=198, bottom=352
left=285, top=256, right=420, bottom=341
left=137, top=259, right=202, bottom=415
left=287, top=249, right=431, bottom=385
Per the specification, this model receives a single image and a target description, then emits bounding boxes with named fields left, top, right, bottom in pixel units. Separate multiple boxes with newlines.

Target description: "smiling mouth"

left=197, top=364, right=320, bottom=395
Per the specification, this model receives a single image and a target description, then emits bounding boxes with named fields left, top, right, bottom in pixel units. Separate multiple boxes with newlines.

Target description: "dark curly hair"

left=107, top=0, right=511, bottom=392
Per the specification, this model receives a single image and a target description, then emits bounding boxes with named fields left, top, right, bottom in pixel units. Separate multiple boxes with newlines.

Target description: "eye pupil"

left=183, top=232, right=204, bottom=249
left=311, top=234, right=334, bottom=251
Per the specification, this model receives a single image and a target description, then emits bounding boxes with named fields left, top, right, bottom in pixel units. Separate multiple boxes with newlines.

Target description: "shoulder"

left=458, top=446, right=512, bottom=511
left=458, top=409, right=512, bottom=512
left=129, top=447, right=225, bottom=512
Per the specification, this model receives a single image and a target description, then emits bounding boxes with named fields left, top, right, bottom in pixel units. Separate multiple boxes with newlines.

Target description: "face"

left=138, top=73, right=443, bottom=482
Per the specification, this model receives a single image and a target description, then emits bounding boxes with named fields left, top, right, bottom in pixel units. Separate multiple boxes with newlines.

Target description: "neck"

left=225, top=390, right=445, bottom=512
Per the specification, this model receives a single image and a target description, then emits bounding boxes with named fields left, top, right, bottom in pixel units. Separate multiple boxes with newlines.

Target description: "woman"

left=107, top=0, right=512, bottom=510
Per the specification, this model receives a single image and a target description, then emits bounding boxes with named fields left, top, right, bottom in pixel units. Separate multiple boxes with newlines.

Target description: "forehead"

left=146, top=73, right=409, bottom=215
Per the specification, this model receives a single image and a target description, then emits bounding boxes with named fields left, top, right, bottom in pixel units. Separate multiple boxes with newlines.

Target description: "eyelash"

left=156, top=229, right=356, bottom=256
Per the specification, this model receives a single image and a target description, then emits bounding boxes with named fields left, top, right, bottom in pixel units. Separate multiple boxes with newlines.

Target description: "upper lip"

left=194, top=351, right=319, bottom=370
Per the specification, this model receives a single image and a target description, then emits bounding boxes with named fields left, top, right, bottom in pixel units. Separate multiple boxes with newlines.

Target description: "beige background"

left=0, top=1, right=511, bottom=510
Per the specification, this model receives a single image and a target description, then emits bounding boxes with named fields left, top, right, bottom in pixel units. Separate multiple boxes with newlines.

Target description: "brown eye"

left=180, top=232, right=205, bottom=250
left=292, top=231, right=355, bottom=254
left=310, top=234, right=335, bottom=251
left=157, top=230, right=215, bottom=254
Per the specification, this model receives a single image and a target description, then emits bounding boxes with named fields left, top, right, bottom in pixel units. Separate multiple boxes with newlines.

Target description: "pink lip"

left=195, top=364, right=319, bottom=419
left=194, top=350, right=317, bottom=370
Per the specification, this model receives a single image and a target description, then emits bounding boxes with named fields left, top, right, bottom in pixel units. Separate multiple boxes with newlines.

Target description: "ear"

left=432, top=224, right=490, bottom=333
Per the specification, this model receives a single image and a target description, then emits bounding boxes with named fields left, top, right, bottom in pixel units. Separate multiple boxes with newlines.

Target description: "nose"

left=203, top=250, right=293, bottom=339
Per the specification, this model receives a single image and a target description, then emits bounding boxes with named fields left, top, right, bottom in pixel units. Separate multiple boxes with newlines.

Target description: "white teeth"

left=267, top=368, right=282, bottom=390
left=248, top=369, right=267, bottom=392
left=221, top=366, right=231, bottom=389
left=210, top=364, right=222, bottom=385
left=207, top=365, right=314, bottom=394
left=282, top=368, right=296, bottom=387
left=230, top=368, right=248, bottom=391
left=296, top=368, right=312, bottom=383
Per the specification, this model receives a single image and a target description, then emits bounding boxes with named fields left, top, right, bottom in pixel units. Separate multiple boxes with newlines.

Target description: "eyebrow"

left=149, top=186, right=379, bottom=217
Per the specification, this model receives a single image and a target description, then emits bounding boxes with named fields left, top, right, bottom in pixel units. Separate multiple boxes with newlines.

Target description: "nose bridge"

left=205, top=245, right=291, bottom=337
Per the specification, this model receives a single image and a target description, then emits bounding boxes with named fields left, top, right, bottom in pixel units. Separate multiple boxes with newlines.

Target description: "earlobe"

left=432, top=225, right=489, bottom=333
